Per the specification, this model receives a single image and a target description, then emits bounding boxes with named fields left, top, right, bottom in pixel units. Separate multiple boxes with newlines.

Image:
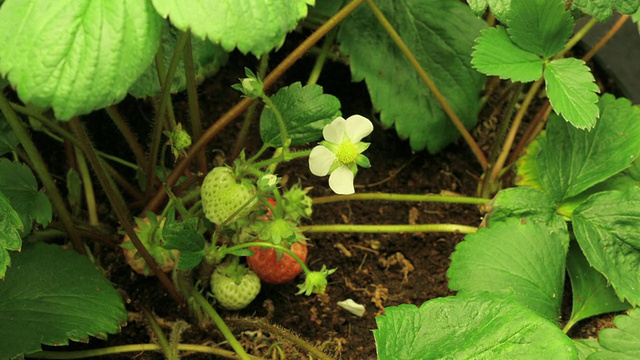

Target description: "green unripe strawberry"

left=201, top=166, right=257, bottom=225
left=211, top=263, right=261, bottom=310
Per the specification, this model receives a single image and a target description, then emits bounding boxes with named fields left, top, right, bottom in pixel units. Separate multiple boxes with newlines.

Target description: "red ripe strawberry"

left=247, top=242, right=308, bottom=284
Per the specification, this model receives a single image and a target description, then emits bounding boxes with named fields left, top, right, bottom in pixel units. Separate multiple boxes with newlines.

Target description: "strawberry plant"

left=0, top=0, right=639, bottom=358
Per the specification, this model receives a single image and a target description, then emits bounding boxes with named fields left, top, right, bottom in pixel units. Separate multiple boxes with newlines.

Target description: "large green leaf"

left=573, top=339, right=604, bottom=359
left=544, top=58, right=600, bottom=129
left=472, top=26, right=544, bottom=82
left=448, top=217, right=569, bottom=322
left=373, top=293, right=577, bottom=359
left=151, top=0, right=312, bottom=56
left=534, top=94, right=640, bottom=202
left=565, top=242, right=631, bottom=332
left=0, top=159, right=52, bottom=236
left=506, top=0, right=574, bottom=58
left=590, top=309, right=640, bottom=359
left=573, top=0, right=640, bottom=21
left=485, top=187, right=559, bottom=225
left=337, top=0, right=485, bottom=153
left=0, top=243, right=127, bottom=359
left=129, top=20, right=228, bottom=98
left=573, top=188, right=640, bottom=305
left=0, top=191, right=22, bottom=279
left=260, top=82, right=341, bottom=148
left=0, top=0, right=162, bottom=120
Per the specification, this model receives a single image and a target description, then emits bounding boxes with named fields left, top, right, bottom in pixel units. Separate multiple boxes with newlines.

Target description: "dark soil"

left=40, top=38, right=622, bottom=360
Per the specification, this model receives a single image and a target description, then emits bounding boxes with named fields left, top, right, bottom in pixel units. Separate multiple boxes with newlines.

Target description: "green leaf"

left=0, top=113, right=19, bottom=156
left=565, top=242, right=631, bottom=332
left=545, top=58, right=600, bottom=129
left=590, top=309, right=640, bottom=359
left=128, top=20, right=228, bottom=98
left=0, top=159, right=52, bottom=236
left=373, top=293, right=577, bottom=359
left=0, top=191, right=22, bottom=279
left=162, top=218, right=205, bottom=270
left=506, top=0, right=574, bottom=58
left=468, top=0, right=512, bottom=22
left=573, top=188, right=640, bottom=305
left=448, top=217, right=569, bottom=322
left=573, top=0, right=640, bottom=22
left=151, top=0, right=311, bottom=57
left=0, top=243, right=126, bottom=359
left=472, top=26, right=544, bottom=82
left=534, top=95, right=640, bottom=202
left=260, top=82, right=341, bottom=147
left=573, top=338, right=604, bottom=359
left=485, top=187, right=559, bottom=225
left=0, top=0, right=162, bottom=120
left=337, top=0, right=485, bottom=153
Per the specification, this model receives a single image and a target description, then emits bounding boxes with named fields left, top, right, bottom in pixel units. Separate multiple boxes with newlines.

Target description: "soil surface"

left=41, top=37, right=621, bottom=359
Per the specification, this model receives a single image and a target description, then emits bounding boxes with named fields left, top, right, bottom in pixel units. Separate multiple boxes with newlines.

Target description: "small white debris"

left=337, top=299, right=366, bottom=317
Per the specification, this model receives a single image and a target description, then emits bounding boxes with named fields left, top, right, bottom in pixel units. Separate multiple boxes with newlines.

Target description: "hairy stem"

left=299, top=223, right=477, bottom=234
left=227, top=317, right=333, bottom=360
left=28, top=344, right=261, bottom=360
left=313, top=192, right=488, bottom=205
left=190, top=288, right=251, bottom=360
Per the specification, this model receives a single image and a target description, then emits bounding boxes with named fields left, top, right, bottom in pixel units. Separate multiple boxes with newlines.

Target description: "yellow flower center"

left=336, top=141, right=358, bottom=164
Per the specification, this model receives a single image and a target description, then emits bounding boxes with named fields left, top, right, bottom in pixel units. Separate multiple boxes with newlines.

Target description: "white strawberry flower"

left=309, top=115, right=373, bottom=195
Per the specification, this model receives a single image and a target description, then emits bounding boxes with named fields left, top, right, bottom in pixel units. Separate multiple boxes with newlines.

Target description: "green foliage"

left=0, top=114, right=18, bottom=156
left=472, top=27, right=544, bottom=82
left=485, top=187, right=558, bottom=224
left=590, top=309, right=640, bottom=359
left=0, top=243, right=127, bottom=359
left=517, top=95, right=640, bottom=202
left=573, top=188, right=640, bottom=306
left=128, top=20, right=228, bottom=98
left=467, top=0, right=511, bottom=21
left=373, top=293, right=577, bottom=359
left=470, top=0, right=601, bottom=129
left=337, top=0, right=485, bottom=153
left=448, top=217, right=569, bottom=322
left=151, top=0, right=313, bottom=56
left=162, top=217, right=206, bottom=270
left=544, top=58, right=600, bottom=130
left=260, top=82, right=341, bottom=148
left=0, top=159, right=52, bottom=236
left=565, top=243, right=631, bottom=331
left=0, top=0, right=162, bottom=120
left=0, top=191, right=22, bottom=279
left=506, top=0, right=574, bottom=59
left=573, top=0, right=640, bottom=21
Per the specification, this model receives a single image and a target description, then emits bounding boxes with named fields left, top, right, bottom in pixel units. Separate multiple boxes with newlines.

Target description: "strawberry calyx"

left=296, top=265, right=337, bottom=296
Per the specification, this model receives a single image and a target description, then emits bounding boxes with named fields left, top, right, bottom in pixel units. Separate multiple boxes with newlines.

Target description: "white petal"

left=345, top=115, right=374, bottom=143
left=323, top=117, right=347, bottom=143
left=337, top=299, right=366, bottom=317
left=328, top=166, right=355, bottom=194
left=309, top=146, right=336, bottom=176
